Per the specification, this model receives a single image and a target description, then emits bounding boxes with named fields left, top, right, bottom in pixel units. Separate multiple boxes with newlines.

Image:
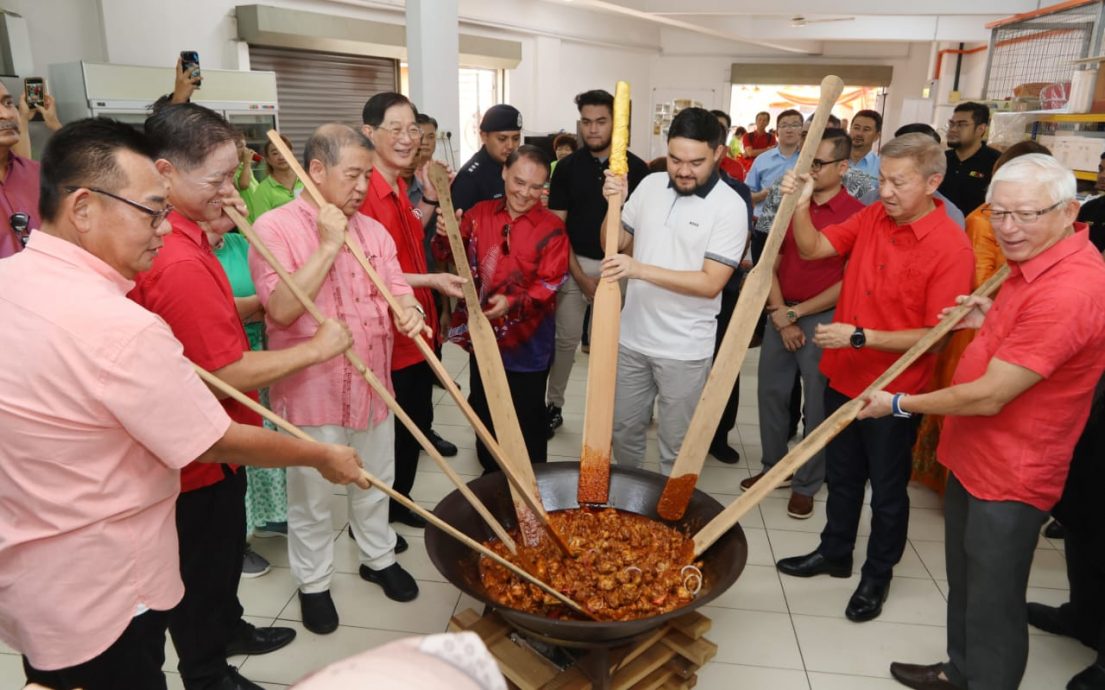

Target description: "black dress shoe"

left=546, top=404, right=563, bottom=439
left=225, top=621, right=296, bottom=656
left=360, top=562, right=419, bottom=602
left=207, top=666, right=265, bottom=690
left=1027, top=602, right=1074, bottom=637
left=1069, top=663, right=1105, bottom=690
left=428, top=429, right=458, bottom=457
left=1045, top=519, right=1066, bottom=540
left=298, top=590, right=339, bottom=635
left=391, top=509, right=427, bottom=529
left=889, top=661, right=962, bottom=689
left=846, top=578, right=889, bottom=622
left=776, top=551, right=852, bottom=578
left=709, top=440, right=741, bottom=464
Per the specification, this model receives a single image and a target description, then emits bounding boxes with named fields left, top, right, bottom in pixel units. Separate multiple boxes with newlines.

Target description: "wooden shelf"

left=1075, top=170, right=1098, bottom=181
left=1034, top=113, right=1105, bottom=123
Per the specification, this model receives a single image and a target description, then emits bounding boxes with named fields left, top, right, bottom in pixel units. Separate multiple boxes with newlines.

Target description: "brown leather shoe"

left=787, top=492, right=814, bottom=519
left=889, top=662, right=962, bottom=689
left=740, top=471, right=792, bottom=492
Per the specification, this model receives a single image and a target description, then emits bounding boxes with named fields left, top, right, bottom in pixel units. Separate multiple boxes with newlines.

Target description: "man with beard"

left=848, top=109, right=882, bottom=184
left=544, top=89, right=649, bottom=438
left=451, top=104, right=523, bottom=212
left=251, top=123, right=425, bottom=629
left=601, top=107, right=747, bottom=475
left=0, top=82, right=41, bottom=258
left=359, top=93, right=466, bottom=531
left=938, top=102, right=999, bottom=216
left=132, top=104, right=356, bottom=690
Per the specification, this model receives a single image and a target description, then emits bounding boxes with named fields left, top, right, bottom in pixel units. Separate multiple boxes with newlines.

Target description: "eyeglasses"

left=381, top=125, right=424, bottom=141
left=810, top=157, right=846, bottom=172
left=982, top=201, right=1063, bottom=225
left=778, top=123, right=803, bottom=131
left=946, top=120, right=975, bottom=130
left=66, top=186, right=173, bottom=229
left=500, top=223, right=511, bottom=255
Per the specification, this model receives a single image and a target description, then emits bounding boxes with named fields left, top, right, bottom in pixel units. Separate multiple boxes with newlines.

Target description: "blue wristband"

left=891, top=393, right=912, bottom=418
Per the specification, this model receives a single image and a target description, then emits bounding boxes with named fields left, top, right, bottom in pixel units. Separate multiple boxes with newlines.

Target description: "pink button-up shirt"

left=250, top=197, right=412, bottom=429
left=0, top=152, right=41, bottom=258
left=0, top=231, right=232, bottom=670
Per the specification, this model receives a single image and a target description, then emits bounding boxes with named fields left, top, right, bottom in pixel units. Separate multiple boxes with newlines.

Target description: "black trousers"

left=819, top=386, right=919, bottom=583
left=712, top=287, right=741, bottom=444
left=391, top=360, right=435, bottom=518
left=468, top=353, right=549, bottom=473
left=24, top=609, right=169, bottom=690
left=170, top=469, right=246, bottom=689
left=943, top=473, right=1047, bottom=690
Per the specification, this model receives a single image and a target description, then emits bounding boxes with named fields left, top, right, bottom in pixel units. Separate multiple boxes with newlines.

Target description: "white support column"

left=406, top=0, right=461, bottom=165
left=533, top=35, right=562, bottom=134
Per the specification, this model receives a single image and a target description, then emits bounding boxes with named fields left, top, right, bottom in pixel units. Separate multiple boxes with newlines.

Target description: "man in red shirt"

left=861, top=154, right=1105, bottom=690
left=741, top=129, right=862, bottom=520
left=133, top=104, right=354, bottom=690
left=742, top=111, right=776, bottom=161
left=774, top=133, right=974, bottom=623
left=433, top=145, right=569, bottom=472
left=360, top=92, right=465, bottom=529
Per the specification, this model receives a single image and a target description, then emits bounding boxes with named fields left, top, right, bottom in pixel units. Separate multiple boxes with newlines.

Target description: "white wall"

left=2, top=0, right=107, bottom=73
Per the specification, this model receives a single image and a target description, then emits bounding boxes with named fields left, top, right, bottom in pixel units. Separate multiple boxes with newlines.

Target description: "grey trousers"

left=546, top=257, right=625, bottom=408
left=612, top=344, right=712, bottom=475
left=757, top=309, right=834, bottom=495
left=943, top=473, right=1047, bottom=690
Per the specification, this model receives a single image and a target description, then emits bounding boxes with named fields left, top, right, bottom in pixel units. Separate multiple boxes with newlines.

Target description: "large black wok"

left=426, top=462, right=747, bottom=646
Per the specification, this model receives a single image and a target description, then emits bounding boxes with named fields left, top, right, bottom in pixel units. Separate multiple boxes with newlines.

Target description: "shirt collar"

left=24, top=229, right=136, bottom=294
left=1011, top=222, right=1092, bottom=283
left=168, top=210, right=210, bottom=250
left=495, top=198, right=546, bottom=225
left=369, top=167, right=407, bottom=201
left=667, top=171, right=721, bottom=199
left=811, top=187, right=850, bottom=212
left=880, top=197, right=948, bottom=239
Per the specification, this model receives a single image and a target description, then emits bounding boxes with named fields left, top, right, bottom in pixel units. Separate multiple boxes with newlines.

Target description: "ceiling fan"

left=791, top=15, right=856, bottom=27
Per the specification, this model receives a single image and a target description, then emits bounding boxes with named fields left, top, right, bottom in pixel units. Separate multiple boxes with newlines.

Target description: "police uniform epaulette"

left=466, top=161, right=480, bottom=173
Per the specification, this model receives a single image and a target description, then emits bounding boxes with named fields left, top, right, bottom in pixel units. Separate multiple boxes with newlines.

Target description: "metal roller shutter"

left=248, top=45, right=399, bottom=153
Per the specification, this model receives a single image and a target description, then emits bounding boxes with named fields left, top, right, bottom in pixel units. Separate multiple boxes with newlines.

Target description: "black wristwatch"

left=850, top=326, right=866, bottom=349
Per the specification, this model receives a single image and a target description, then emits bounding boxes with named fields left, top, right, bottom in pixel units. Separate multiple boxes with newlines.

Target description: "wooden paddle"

left=577, top=80, right=630, bottom=506
left=264, top=131, right=568, bottom=554
left=225, top=206, right=516, bottom=552
left=691, top=265, right=1011, bottom=556
left=656, top=75, right=845, bottom=521
left=191, top=363, right=593, bottom=619
left=426, top=161, right=556, bottom=551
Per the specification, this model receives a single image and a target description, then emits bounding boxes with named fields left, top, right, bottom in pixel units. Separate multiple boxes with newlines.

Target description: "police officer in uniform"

left=452, top=104, right=523, bottom=212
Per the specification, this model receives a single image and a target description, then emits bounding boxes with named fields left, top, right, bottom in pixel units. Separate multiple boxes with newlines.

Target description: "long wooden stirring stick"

left=691, top=265, right=1011, bottom=556
left=577, top=80, right=630, bottom=506
left=191, top=363, right=593, bottom=619
left=263, top=131, right=569, bottom=554
left=426, top=162, right=551, bottom=549
left=657, top=75, right=846, bottom=521
left=225, top=206, right=515, bottom=552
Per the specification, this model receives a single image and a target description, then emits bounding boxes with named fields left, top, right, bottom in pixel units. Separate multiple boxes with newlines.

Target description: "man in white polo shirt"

left=601, top=107, right=748, bottom=474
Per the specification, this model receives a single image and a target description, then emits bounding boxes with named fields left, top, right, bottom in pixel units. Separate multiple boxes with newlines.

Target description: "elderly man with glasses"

left=861, top=154, right=1105, bottom=690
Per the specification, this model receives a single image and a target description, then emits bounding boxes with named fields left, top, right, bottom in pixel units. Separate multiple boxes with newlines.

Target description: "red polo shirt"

left=940, top=226, right=1105, bottom=511
left=778, top=188, right=861, bottom=302
left=742, top=130, right=776, bottom=159
left=129, top=211, right=259, bottom=492
left=359, top=169, right=438, bottom=371
left=820, top=199, right=974, bottom=398
left=719, top=155, right=746, bottom=182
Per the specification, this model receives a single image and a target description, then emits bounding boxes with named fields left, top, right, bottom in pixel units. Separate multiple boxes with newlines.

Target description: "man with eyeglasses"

left=775, top=133, right=973, bottom=625
left=741, top=129, right=863, bottom=520
left=0, top=82, right=41, bottom=259
left=132, top=104, right=355, bottom=690
left=432, top=145, right=569, bottom=473
left=938, top=102, right=1000, bottom=216
left=251, top=123, right=426, bottom=629
left=451, top=104, right=524, bottom=213
left=858, top=153, right=1105, bottom=690
left=360, top=92, right=466, bottom=533
left=0, top=117, right=369, bottom=690
left=746, top=109, right=803, bottom=263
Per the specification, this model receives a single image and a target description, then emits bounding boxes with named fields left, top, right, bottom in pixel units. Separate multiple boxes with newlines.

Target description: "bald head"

left=303, top=123, right=374, bottom=171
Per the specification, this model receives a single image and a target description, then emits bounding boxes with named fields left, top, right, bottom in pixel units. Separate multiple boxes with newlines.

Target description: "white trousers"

left=287, top=418, right=397, bottom=593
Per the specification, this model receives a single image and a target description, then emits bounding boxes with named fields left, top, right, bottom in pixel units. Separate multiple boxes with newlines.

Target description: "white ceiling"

left=543, top=0, right=1045, bottom=50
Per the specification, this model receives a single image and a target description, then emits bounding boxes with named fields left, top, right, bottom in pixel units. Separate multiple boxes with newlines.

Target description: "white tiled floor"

left=3, top=345, right=1094, bottom=689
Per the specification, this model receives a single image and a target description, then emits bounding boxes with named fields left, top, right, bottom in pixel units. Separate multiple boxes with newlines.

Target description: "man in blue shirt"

left=746, top=109, right=802, bottom=262
left=848, top=109, right=882, bottom=183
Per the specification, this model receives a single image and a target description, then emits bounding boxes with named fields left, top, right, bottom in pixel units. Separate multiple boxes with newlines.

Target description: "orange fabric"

left=910, top=205, right=1005, bottom=495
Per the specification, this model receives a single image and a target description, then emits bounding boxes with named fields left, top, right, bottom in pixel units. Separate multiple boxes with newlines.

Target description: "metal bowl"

left=425, top=462, right=747, bottom=646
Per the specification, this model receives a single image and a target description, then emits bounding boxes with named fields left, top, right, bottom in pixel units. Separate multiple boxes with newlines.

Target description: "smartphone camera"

left=180, top=51, right=202, bottom=88
left=24, top=78, right=45, bottom=115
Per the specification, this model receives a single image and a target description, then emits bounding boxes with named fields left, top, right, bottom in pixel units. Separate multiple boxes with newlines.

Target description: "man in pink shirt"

left=251, top=124, right=425, bottom=634
left=0, top=81, right=41, bottom=258
left=0, top=119, right=368, bottom=690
